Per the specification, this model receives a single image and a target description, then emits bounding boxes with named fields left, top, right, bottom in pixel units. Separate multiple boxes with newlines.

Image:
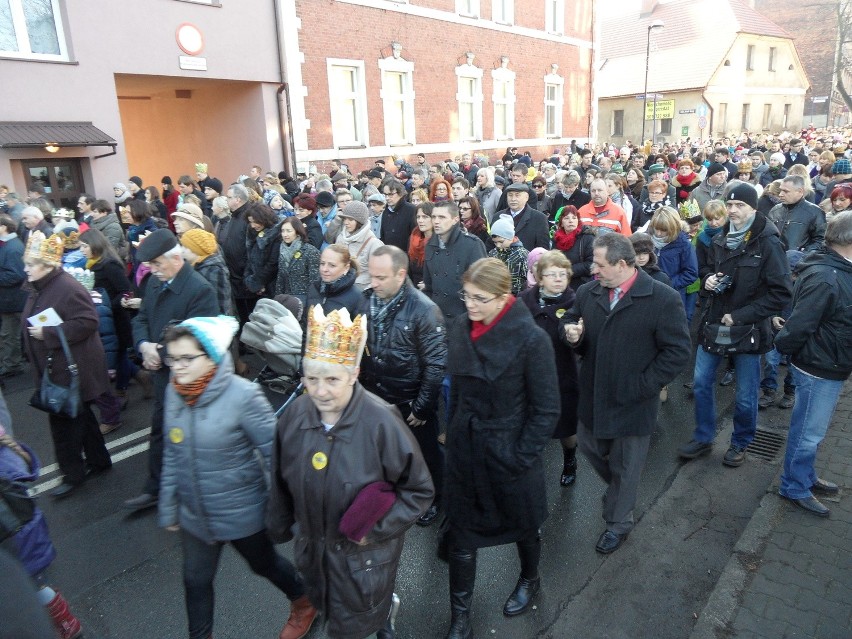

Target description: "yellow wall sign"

left=645, top=100, right=675, bottom=120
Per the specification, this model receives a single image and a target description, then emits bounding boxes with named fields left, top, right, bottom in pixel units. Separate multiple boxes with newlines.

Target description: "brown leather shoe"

left=280, top=595, right=318, bottom=639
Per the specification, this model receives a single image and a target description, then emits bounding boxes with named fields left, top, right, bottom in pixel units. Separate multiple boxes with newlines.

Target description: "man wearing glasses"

left=379, top=179, right=417, bottom=253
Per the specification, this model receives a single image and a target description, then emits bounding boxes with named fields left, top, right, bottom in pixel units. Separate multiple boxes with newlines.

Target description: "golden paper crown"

left=24, top=231, right=64, bottom=266
left=304, top=305, right=367, bottom=368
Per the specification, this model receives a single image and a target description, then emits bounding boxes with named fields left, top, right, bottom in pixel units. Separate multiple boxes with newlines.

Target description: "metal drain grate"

left=746, top=428, right=786, bottom=461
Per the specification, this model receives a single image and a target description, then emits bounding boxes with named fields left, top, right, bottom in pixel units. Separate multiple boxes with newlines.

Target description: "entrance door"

left=20, top=159, right=85, bottom=210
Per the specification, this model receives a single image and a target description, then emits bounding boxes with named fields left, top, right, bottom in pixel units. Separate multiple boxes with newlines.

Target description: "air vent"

left=746, top=428, right=786, bottom=461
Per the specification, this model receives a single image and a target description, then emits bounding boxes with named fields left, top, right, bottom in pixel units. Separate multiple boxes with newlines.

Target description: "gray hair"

left=303, top=357, right=358, bottom=378
left=825, top=210, right=852, bottom=247
left=162, top=244, right=185, bottom=260
left=21, top=206, right=44, bottom=221
left=782, top=175, right=806, bottom=191
left=562, top=170, right=581, bottom=187
left=412, top=168, right=428, bottom=181
left=316, top=179, right=333, bottom=192
left=593, top=232, right=636, bottom=267
left=227, top=183, right=249, bottom=204
left=212, top=196, right=229, bottom=212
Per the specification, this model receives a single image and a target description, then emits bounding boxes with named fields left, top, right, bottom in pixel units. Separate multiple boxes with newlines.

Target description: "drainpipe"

left=93, top=144, right=118, bottom=160
left=273, top=0, right=296, bottom=176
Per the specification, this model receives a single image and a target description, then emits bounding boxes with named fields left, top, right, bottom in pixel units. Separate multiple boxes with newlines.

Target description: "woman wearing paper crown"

left=267, top=305, right=433, bottom=639
left=20, top=231, right=112, bottom=498
left=157, top=315, right=318, bottom=639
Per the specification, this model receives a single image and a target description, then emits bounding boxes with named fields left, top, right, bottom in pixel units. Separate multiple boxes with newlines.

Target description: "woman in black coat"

left=243, top=203, right=282, bottom=298
left=552, top=205, right=595, bottom=290
left=304, top=244, right=368, bottom=321
left=520, top=250, right=580, bottom=486
left=444, top=257, right=559, bottom=638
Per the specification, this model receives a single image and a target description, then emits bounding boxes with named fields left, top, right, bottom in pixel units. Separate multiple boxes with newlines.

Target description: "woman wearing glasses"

left=158, top=315, right=317, bottom=639
left=458, top=196, right=492, bottom=251
left=443, top=258, right=558, bottom=638
left=520, top=251, right=580, bottom=487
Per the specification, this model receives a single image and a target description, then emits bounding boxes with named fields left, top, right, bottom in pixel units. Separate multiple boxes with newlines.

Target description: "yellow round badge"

left=312, top=451, right=328, bottom=470
left=556, top=308, right=566, bottom=319
left=294, top=251, right=301, bottom=259
left=169, top=428, right=184, bottom=444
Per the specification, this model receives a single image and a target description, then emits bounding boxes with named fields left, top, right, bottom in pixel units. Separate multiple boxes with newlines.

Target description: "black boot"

left=446, top=547, right=476, bottom=639
left=503, top=534, right=541, bottom=616
left=560, top=446, right=577, bottom=487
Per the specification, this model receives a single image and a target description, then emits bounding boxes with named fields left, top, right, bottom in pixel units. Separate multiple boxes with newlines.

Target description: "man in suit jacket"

left=493, top=183, right=550, bottom=251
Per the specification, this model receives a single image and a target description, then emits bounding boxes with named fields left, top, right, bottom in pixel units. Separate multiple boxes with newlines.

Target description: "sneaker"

left=678, top=440, right=713, bottom=460
left=722, top=445, right=746, bottom=467
left=757, top=389, right=778, bottom=409
left=778, top=392, right=795, bottom=409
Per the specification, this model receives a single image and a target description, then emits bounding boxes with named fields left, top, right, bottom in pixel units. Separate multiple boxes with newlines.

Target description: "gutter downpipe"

left=273, top=0, right=297, bottom=176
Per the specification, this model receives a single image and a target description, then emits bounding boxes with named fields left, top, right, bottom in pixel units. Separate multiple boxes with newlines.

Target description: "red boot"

left=279, top=595, right=318, bottom=639
left=45, top=591, right=82, bottom=639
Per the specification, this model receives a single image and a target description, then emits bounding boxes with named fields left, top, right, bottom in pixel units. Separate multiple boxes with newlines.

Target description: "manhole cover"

left=746, top=428, right=786, bottom=461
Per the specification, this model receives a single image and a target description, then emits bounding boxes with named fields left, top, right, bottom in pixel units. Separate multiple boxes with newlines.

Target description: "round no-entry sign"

left=698, top=116, right=708, bottom=129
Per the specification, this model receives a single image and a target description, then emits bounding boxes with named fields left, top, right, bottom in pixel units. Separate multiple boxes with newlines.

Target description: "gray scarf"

left=651, top=234, right=669, bottom=251
left=725, top=215, right=756, bottom=250
left=279, top=237, right=303, bottom=268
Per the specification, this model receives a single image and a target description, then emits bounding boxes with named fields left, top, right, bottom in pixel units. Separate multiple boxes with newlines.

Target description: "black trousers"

left=49, top=401, right=111, bottom=485
left=144, top=368, right=170, bottom=495
left=396, top=402, right=444, bottom=502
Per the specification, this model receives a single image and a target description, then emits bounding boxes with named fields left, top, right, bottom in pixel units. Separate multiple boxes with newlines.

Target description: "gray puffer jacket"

left=158, top=354, right=276, bottom=542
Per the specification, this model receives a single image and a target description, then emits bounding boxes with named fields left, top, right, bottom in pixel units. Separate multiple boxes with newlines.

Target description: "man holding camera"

left=678, top=183, right=792, bottom=467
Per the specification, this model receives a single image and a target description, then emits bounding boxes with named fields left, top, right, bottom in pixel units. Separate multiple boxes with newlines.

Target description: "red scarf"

left=470, top=295, right=515, bottom=341
left=463, top=215, right=486, bottom=236
left=408, top=229, right=428, bottom=266
left=673, top=172, right=697, bottom=187
left=554, top=225, right=583, bottom=251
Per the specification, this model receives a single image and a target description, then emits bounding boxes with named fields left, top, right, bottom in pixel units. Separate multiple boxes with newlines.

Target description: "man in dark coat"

left=493, top=183, right=550, bottom=251
left=422, top=202, right=487, bottom=321
left=219, top=184, right=252, bottom=325
left=124, top=229, right=219, bottom=511
left=768, top=175, right=826, bottom=252
left=547, top=171, right=590, bottom=221
left=679, top=183, right=792, bottom=468
left=0, top=215, right=27, bottom=377
left=379, top=179, right=417, bottom=252
left=782, top=138, right=809, bottom=169
left=360, top=246, right=447, bottom=527
left=774, top=212, right=852, bottom=517
left=561, top=233, right=691, bottom=554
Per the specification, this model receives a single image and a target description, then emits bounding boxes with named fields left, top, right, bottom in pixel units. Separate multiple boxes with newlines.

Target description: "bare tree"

left=834, top=0, right=852, bottom=110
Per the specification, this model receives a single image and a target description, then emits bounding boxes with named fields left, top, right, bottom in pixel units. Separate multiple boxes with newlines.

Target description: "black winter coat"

left=380, top=201, right=417, bottom=252
left=767, top=199, right=826, bottom=252
left=89, top=257, right=133, bottom=349
left=215, top=204, right=250, bottom=299
left=493, top=204, right=550, bottom=252
left=775, top=247, right=852, bottom=381
left=698, top=213, right=792, bottom=354
left=303, top=215, right=324, bottom=250
left=560, top=270, right=691, bottom=439
left=445, top=299, right=558, bottom=547
left=360, top=282, right=446, bottom=417
left=305, top=268, right=368, bottom=319
left=559, top=226, right=596, bottom=290
left=422, top=224, right=487, bottom=320
left=244, top=221, right=282, bottom=296
left=520, top=286, right=579, bottom=439
left=548, top=189, right=591, bottom=222
left=0, top=235, right=27, bottom=313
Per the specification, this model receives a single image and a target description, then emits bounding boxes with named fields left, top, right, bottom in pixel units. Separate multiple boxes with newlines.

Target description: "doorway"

left=20, top=158, right=85, bottom=210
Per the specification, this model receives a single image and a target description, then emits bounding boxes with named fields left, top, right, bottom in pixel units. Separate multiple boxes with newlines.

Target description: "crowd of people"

left=0, top=125, right=851, bottom=639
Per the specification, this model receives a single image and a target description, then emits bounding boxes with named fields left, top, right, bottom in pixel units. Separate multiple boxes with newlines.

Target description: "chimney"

left=640, top=0, right=659, bottom=18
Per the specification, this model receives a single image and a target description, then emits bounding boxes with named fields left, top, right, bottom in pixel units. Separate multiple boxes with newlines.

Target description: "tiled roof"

left=598, top=0, right=792, bottom=99
left=0, top=121, right=116, bottom=148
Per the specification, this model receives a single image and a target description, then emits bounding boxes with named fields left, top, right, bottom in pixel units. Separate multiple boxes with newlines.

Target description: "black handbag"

left=703, top=323, right=760, bottom=355
left=28, top=327, right=81, bottom=419
left=0, top=478, right=36, bottom=541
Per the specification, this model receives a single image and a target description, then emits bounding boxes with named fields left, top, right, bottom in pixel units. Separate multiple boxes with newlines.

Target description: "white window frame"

left=326, top=59, right=370, bottom=149
left=543, top=72, right=564, bottom=138
left=545, top=0, right=565, bottom=35
left=378, top=55, right=416, bottom=146
left=0, top=0, right=69, bottom=62
left=491, top=64, right=516, bottom=140
left=455, top=62, right=484, bottom=142
left=456, top=0, right=480, bottom=18
left=491, top=0, right=513, bottom=25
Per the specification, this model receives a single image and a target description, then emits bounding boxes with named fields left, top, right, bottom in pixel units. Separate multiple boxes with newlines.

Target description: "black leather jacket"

left=359, top=281, right=447, bottom=417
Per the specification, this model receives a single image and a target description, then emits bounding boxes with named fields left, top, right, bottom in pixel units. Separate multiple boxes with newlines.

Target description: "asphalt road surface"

left=3, top=349, right=785, bottom=639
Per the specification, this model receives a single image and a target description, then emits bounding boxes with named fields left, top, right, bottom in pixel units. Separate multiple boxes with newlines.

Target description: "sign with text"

left=681, top=126, right=689, bottom=136
left=645, top=100, right=675, bottom=120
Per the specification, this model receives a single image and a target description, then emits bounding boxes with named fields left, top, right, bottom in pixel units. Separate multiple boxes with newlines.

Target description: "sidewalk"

left=691, top=380, right=852, bottom=639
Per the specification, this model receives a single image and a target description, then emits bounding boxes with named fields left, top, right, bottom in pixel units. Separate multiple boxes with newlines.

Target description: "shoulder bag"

left=28, top=326, right=81, bottom=419
left=703, top=323, right=759, bottom=355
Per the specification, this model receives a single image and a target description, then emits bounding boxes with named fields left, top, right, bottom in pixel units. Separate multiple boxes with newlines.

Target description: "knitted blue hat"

left=178, top=315, right=238, bottom=364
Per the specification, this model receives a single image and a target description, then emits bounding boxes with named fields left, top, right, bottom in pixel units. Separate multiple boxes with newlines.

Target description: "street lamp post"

left=641, top=20, right=664, bottom=146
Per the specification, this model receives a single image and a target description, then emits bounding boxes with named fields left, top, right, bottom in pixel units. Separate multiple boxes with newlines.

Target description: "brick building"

left=753, top=0, right=850, bottom=128
left=285, top=0, right=596, bottom=174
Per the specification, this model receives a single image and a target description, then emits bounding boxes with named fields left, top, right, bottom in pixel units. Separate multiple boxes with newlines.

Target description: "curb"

left=688, top=488, right=785, bottom=639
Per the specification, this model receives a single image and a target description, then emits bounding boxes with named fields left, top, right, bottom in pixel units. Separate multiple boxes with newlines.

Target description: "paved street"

left=3, top=357, right=849, bottom=639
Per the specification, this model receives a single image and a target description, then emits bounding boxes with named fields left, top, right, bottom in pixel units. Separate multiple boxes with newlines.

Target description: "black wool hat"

left=725, top=183, right=759, bottom=210
left=136, top=228, right=178, bottom=262
left=205, top=177, right=223, bottom=194
left=315, top=191, right=336, bottom=208
left=128, top=176, right=143, bottom=188
left=705, top=163, right=727, bottom=180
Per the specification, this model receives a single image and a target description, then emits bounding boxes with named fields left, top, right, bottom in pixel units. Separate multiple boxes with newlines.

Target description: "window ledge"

left=337, top=145, right=367, bottom=150
left=172, top=0, right=222, bottom=6
left=0, top=54, right=77, bottom=65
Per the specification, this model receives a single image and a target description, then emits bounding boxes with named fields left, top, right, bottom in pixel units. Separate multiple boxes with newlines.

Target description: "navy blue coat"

left=0, top=235, right=27, bottom=313
left=655, top=232, right=699, bottom=307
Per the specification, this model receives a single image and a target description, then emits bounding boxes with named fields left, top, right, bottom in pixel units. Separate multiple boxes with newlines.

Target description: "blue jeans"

left=760, top=347, right=794, bottom=393
left=778, top=366, right=843, bottom=500
left=693, top=348, right=760, bottom=449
